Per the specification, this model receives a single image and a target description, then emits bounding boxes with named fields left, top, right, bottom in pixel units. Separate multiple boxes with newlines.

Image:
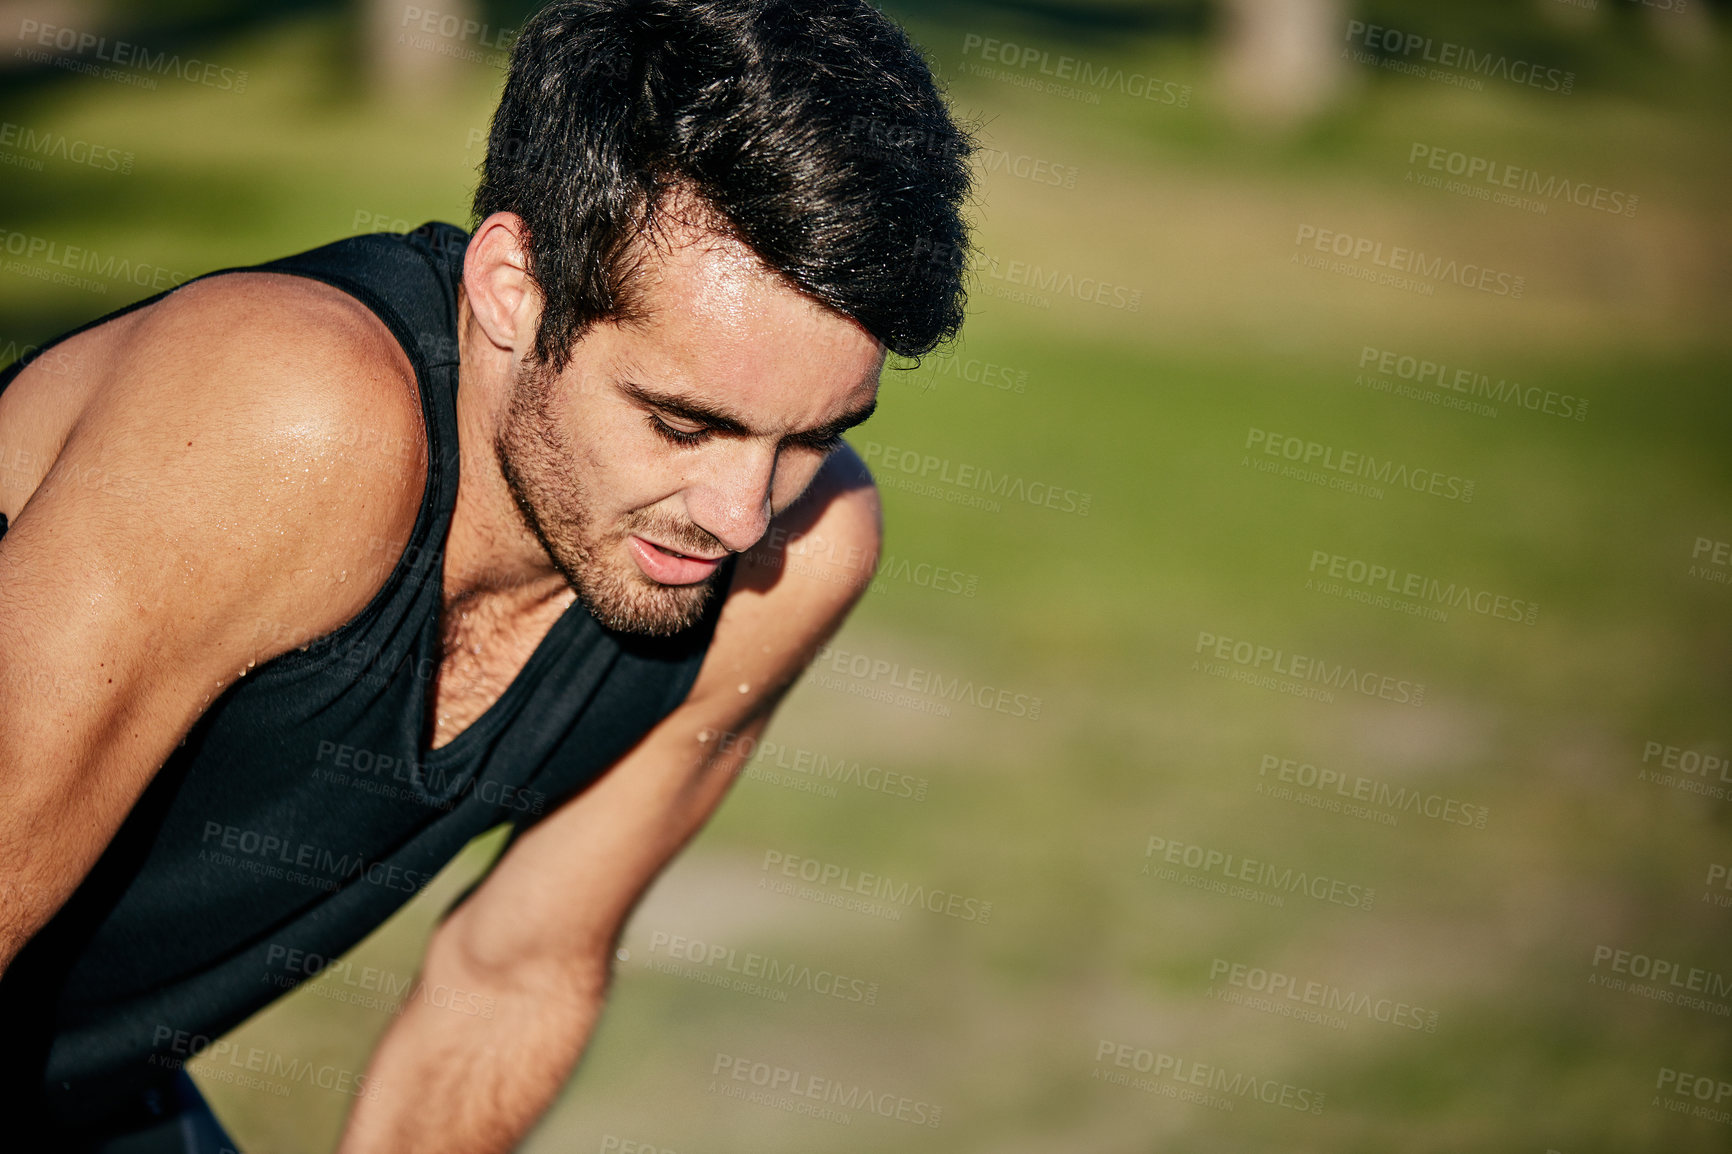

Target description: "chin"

left=566, top=550, right=720, bottom=637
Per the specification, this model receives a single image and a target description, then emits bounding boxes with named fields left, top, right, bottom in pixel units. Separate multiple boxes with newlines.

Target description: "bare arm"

left=336, top=447, right=880, bottom=1154
left=0, top=275, right=426, bottom=974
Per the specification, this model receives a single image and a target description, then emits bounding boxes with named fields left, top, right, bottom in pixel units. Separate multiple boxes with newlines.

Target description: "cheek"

left=563, top=394, right=650, bottom=484
left=572, top=419, right=690, bottom=517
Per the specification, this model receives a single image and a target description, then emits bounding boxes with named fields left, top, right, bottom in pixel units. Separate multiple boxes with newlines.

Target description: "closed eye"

left=649, top=413, right=843, bottom=453
left=647, top=413, right=710, bottom=446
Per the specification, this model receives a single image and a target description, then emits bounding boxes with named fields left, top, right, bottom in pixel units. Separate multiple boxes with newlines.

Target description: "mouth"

left=627, top=535, right=726, bottom=586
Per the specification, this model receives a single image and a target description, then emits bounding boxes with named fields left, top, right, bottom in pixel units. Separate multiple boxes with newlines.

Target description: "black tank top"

left=0, top=224, right=731, bottom=1130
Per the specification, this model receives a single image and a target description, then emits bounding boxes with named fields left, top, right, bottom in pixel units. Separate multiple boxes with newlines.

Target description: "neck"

left=444, top=291, right=570, bottom=608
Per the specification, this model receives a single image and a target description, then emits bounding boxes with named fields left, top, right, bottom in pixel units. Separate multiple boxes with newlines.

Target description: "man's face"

left=495, top=221, right=884, bottom=636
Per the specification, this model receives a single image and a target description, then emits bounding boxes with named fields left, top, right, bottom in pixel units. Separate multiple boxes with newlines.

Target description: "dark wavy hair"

left=472, top=0, right=975, bottom=370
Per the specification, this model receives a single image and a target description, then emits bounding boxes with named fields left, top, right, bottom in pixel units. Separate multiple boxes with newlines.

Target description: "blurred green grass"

left=4, top=5, right=1730, bottom=1151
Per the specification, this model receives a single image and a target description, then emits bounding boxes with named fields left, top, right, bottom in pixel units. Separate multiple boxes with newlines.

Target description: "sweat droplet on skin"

left=697, top=728, right=716, bottom=743
left=737, top=683, right=750, bottom=694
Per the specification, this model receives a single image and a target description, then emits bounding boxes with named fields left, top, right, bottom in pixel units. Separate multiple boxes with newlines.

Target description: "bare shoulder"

left=138, top=272, right=427, bottom=637
left=103, top=272, right=423, bottom=529
left=8, top=271, right=429, bottom=663
left=686, top=442, right=881, bottom=708
left=114, top=272, right=424, bottom=463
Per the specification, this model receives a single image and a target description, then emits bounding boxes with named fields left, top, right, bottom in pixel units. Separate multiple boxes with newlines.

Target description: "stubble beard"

left=493, top=355, right=723, bottom=637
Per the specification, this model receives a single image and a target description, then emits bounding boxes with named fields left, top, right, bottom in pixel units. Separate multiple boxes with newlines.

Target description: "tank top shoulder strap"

left=252, top=223, right=469, bottom=378
left=250, top=223, right=470, bottom=537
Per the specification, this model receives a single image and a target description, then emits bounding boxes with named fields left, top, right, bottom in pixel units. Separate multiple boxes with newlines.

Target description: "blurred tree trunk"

left=1218, top=0, right=1346, bottom=128
left=0, top=0, right=97, bottom=74
left=364, top=0, right=478, bottom=99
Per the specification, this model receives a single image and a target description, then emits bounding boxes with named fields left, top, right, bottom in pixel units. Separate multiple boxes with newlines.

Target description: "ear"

left=462, top=212, right=540, bottom=355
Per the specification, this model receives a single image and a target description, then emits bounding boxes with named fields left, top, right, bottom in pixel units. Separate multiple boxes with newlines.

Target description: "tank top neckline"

left=206, top=249, right=614, bottom=769
left=0, top=227, right=724, bottom=770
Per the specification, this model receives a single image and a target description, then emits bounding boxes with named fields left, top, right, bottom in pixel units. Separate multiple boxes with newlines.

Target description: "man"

left=0, top=0, right=973, bottom=1148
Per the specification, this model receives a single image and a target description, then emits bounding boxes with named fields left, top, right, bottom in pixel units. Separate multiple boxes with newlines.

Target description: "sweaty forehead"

left=620, top=218, right=883, bottom=386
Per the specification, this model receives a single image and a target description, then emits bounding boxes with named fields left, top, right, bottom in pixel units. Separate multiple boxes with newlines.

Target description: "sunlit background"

left=3, top=0, right=1730, bottom=1149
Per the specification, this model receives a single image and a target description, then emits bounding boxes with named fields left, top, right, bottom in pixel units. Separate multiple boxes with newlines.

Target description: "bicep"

left=0, top=279, right=424, bottom=965
left=0, top=424, right=285, bottom=967
left=0, top=414, right=277, bottom=784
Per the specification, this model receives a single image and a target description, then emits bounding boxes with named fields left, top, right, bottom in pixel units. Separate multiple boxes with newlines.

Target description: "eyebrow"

left=618, top=380, right=877, bottom=443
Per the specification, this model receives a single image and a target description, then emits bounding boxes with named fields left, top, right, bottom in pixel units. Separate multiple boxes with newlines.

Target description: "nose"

left=684, top=442, right=777, bottom=554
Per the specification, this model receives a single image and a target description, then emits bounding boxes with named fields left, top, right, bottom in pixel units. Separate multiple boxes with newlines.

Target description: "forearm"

left=337, top=940, right=606, bottom=1154
left=0, top=708, right=175, bottom=977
